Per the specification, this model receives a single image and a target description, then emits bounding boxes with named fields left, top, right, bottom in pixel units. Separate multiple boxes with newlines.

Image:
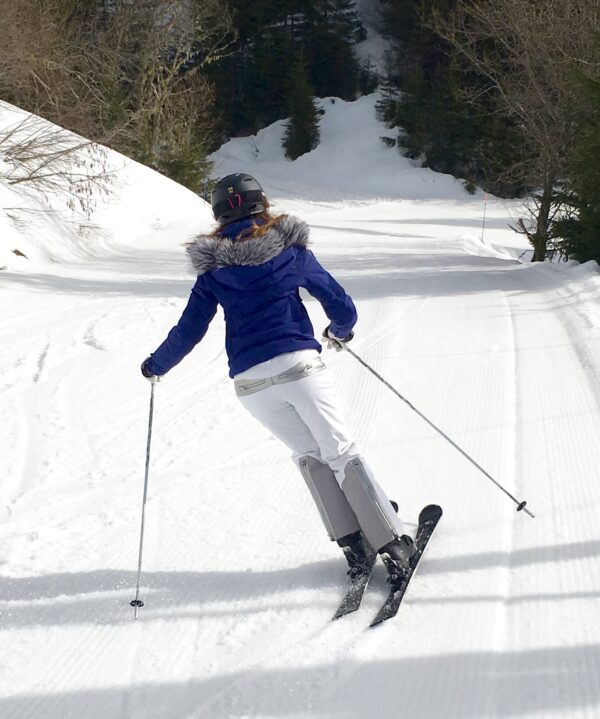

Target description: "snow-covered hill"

left=0, top=101, right=212, bottom=270
left=213, top=93, right=474, bottom=202
left=2, top=94, right=600, bottom=719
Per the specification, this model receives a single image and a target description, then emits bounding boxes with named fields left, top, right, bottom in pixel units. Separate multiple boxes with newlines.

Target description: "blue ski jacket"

left=145, top=215, right=357, bottom=378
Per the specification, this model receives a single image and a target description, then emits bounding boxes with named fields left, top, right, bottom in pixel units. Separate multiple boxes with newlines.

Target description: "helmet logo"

left=227, top=186, right=234, bottom=193
left=226, top=193, right=243, bottom=209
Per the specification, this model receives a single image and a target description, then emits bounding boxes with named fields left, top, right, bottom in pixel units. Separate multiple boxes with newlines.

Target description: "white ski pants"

left=236, top=361, right=405, bottom=546
left=238, top=364, right=359, bottom=479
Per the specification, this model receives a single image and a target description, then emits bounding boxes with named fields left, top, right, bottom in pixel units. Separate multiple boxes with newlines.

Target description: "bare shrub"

left=0, top=1, right=234, bottom=192
left=0, top=108, right=113, bottom=217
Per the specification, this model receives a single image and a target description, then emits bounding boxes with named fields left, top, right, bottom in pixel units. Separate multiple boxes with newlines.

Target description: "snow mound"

left=459, top=234, right=524, bottom=263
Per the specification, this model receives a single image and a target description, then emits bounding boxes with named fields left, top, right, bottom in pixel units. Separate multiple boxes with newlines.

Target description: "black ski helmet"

left=211, top=173, right=266, bottom=226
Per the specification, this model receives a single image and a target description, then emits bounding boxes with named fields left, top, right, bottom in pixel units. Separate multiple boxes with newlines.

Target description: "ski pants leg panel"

left=281, top=371, right=404, bottom=540
left=297, top=455, right=361, bottom=541
left=237, top=382, right=360, bottom=540
left=342, top=457, right=404, bottom=552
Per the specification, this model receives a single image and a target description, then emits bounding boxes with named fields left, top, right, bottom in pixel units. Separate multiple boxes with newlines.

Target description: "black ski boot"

left=337, top=531, right=373, bottom=580
left=380, top=534, right=417, bottom=573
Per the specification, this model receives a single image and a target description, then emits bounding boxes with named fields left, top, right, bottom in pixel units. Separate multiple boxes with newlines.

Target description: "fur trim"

left=186, top=215, right=309, bottom=275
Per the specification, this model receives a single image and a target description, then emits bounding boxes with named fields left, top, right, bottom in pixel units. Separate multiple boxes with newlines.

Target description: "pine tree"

left=554, top=69, right=600, bottom=262
left=207, top=0, right=367, bottom=137
left=303, top=0, right=365, bottom=100
left=377, top=0, right=523, bottom=195
left=283, top=59, right=320, bottom=159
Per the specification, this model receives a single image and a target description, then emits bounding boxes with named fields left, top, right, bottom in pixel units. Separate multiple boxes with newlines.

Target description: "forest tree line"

left=0, top=0, right=599, bottom=262
left=378, top=0, right=600, bottom=263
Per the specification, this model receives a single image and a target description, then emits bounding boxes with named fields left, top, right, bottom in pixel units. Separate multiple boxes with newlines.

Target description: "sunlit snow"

left=1, top=94, right=600, bottom=719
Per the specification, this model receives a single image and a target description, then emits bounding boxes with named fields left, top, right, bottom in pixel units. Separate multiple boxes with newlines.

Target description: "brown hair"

left=210, top=199, right=287, bottom=240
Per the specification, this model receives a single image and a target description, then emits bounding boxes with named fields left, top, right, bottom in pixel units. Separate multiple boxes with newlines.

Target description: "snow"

left=354, top=0, right=389, bottom=73
left=2, top=93, right=600, bottom=719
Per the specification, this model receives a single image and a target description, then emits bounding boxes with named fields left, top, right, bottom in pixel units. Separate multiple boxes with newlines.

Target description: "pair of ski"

left=333, top=504, right=442, bottom=627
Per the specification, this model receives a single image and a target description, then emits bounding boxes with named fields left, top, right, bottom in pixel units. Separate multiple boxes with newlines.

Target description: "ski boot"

left=380, top=534, right=417, bottom=575
left=337, top=531, right=373, bottom=580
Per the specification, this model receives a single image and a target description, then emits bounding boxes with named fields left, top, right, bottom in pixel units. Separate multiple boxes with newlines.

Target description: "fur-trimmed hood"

left=187, top=215, right=309, bottom=275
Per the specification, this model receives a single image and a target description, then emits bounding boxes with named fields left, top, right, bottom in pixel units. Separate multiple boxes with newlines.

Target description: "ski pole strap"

left=342, top=345, right=534, bottom=519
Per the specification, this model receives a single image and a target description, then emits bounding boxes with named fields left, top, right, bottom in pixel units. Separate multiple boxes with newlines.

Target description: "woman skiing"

left=141, top=173, right=415, bottom=576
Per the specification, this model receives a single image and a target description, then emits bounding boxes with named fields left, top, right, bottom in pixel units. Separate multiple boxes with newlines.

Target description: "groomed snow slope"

left=1, top=95, right=600, bottom=719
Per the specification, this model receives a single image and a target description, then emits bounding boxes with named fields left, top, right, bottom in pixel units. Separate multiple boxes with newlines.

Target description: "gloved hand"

left=140, top=356, right=160, bottom=381
left=321, top=326, right=354, bottom=352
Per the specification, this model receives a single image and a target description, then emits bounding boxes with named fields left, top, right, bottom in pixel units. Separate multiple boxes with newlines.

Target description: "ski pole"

left=342, top=344, right=535, bottom=518
left=130, top=377, right=159, bottom=618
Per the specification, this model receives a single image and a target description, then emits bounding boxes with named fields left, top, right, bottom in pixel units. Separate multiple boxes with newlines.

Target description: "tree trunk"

left=531, top=180, right=554, bottom=262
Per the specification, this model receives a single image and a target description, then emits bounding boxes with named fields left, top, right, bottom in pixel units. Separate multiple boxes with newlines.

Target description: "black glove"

left=321, top=326, right=354, bottom=352
left=140, top=356, right=159, bottom=380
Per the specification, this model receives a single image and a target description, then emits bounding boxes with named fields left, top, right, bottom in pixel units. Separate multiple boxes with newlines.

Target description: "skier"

left=141, top=173, right=416, bottom=576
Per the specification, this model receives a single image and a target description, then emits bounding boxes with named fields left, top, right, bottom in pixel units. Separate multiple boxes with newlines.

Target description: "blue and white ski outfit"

left=145, top=215, right=404, bottom=550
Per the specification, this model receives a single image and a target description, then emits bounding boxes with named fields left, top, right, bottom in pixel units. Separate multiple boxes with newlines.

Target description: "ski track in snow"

left=1, top=201, right=600, bottom=719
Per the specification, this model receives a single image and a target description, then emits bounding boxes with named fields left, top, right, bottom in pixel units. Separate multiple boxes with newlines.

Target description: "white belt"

left=234, top=357, right=326, bottom=397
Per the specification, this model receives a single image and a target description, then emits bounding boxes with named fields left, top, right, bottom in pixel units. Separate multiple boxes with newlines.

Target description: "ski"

left=332, top=551, right=378, bottom=620
left=370, top=504, right=442, bottom=627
